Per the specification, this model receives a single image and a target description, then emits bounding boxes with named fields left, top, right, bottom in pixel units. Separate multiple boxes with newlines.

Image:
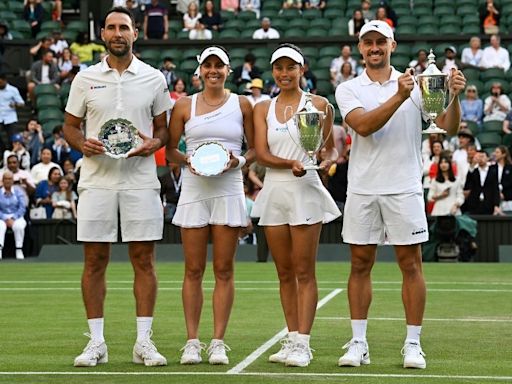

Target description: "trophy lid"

left=420, top=49, right=446, bottom=77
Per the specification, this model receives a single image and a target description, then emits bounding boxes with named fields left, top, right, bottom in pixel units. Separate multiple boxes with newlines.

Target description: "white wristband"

left=235, top=155, right=246, bottom=169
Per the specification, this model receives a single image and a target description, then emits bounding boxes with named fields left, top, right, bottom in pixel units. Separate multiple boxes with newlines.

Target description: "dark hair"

left=6, top=154, right=18, bottom=163
left=48, top=166, right=62, bottom=182
left=436, top=155, right=455, bottom=182
left=0, top=73, right=6, bottom=80
left=497, top=145, right=512, bottom=164
left=104, top=6, right=136, bottom=29
left=173, top=78, right=187, bottom=92
left=274, top=43, right=304, bottom=57
left=244, top=53, right=256, bottom=63
left=430, top=139, right=443, bottom=159
left=75, top=31, right=90, bottom=45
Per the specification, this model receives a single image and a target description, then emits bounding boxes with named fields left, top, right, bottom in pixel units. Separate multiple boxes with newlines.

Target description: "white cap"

left=270, top=46, right=304, bottom=66
left=359, top=20, right=394, bottom=40
left=196, top=46, right=230, bottom=65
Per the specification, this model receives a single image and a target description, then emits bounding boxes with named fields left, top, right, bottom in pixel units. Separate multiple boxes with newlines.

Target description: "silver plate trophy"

left=190, top=141, right=230, bottom=176
left=286, top=93, right=333, bottom=170
left=98, top=118, right=142, bottom=159
left=416, top=50, right=448, bottom=134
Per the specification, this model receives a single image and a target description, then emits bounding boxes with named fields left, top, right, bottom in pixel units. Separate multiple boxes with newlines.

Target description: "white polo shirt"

left=66, top=55, right=172, bottom=190
left=335, top=68, right=424, bottom=195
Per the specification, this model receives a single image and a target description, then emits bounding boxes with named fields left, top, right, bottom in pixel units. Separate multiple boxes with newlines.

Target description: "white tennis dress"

left=251, top=92, right=341, bottom=226
left=172, top=93, right=247, bottom=228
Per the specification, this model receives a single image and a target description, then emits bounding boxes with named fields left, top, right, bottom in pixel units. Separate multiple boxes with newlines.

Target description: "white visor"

left=197, top=47, right=230, bottom=65
left=270, top=47, right=304, bottom=66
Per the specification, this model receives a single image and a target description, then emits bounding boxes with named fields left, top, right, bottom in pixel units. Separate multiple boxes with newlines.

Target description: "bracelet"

left=234, top=155, right=246, bottom=170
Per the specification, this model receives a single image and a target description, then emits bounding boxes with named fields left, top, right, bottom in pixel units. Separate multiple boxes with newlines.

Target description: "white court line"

left=0, top=371, right=511, bottom=381
left=227, top=288, right=343, bottom=375
left=316, top=316, right=512, bottom=323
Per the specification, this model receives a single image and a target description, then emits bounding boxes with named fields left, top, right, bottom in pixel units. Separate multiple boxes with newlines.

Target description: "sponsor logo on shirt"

left=90, top=85, right=107, bottom=90
left=275, top=126, right=287, bottom=132
left=411, top=228, right=427, bottom=236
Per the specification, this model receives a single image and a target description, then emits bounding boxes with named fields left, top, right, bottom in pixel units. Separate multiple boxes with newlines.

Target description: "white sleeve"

left=335, top=81, right=363, bottom=120
left=65, top=73, right=87, bottom=118
left=502, top=49, right=510, bottom=72
left=152, top=72, right=173, bottom=117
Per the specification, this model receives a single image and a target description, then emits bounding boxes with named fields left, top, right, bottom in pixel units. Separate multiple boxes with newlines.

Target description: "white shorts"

left=77, top=188, right=163, bottom=242
left=342, top=192, right=428, bottom=245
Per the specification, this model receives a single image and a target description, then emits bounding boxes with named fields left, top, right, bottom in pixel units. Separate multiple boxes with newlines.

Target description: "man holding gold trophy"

left=335, top=21, right=466, bottom=369
left=63, top=7, right=172, bottom=367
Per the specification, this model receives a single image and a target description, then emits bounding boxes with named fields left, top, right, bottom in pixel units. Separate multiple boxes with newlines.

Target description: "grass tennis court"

left=0, top=261, right=511, bottom=383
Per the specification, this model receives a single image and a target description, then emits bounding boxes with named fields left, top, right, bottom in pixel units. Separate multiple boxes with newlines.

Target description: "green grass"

left=0, top=262, right=511, bottom=384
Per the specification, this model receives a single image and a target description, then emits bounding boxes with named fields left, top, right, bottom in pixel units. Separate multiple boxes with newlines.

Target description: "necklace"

left=202, top=91, right=227, bottom=107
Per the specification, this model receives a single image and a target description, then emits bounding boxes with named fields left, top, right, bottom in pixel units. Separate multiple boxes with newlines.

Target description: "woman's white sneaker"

left=338, top=339, right=370, bottom=367
left=285, top=342, right=313, bottom=367
left=402, top=341, right=426, bottom=369
left=269, top=336, right=295, bottom=363
left=180, top=339, right=206, bottom=365
left=207, top=339, right=231, bottom=365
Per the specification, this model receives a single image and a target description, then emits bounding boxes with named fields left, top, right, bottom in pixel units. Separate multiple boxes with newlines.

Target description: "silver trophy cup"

left=288, top=93, right=333, bottom=170
left=416, top=50, right=448, bottom=134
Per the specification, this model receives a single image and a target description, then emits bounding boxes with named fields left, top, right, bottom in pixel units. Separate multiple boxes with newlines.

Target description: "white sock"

left=351, top=319, right=368, bottom=341
left=288, top=331, right=298, bottom=342
left=296, top=333, right=310, bottom=347
left=88, top=318, right=104, bottom=343
left=136, top=317, right=153, bottom=341
left=405, top=325, right=422, bottom=344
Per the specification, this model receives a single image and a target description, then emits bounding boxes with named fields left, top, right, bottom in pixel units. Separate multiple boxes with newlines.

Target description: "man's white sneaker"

left=338, top=339, right=370, bottom=367
left=285, top=342, right=313, bottom=367
left=133, top=333, right=167, bottom=366
left=402, top=341, right=426, bottom=369
left=74, top=334, right=108, bottom=367
left=15, top=249, right=24, bottom=260
left=207, top=339, right=231, bottom=365
left=269, top=336, right=295, bottom=363
left=180, top=339, right=206, bottom=365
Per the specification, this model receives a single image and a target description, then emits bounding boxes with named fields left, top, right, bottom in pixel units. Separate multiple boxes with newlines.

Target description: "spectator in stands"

left=50, top=127, right=72, bottom=167
left=0, top=73, right=25, bottom=154
left=378, top=0, right=397, bottom=27
left=189, top=74, right=203, bottom=94
left=422, top=140, right=444, bottom=200
left=360, top=0, right=375, bottom=20
left=29, top=36, right=54, bottom=61
left=461, top=85, right=483, bottom=127
left=327, top=148, right=349, bottom=212
left=4, top=134, right=31, bottom=171
left=35, top=165, right=61, bottom=218
left=31, top=147, right=62, bottom=184
left=301, top=59, right=317, bottom=94
left=61, top=54, right=85, bottom=84
left=62, top=157, right=78, bottom=193
left=480, top=34, right=510, bottom=72
left=58, top=47, right=73, bottom=82
left=221, top=0, right=239, bottom=13
left=199, top=0, right=223, bottom=34
left=375, top=6, right=394, bottom=29
left=232, top=53, right=262, bottom=87
left=27, top=50, right=60, bottom=106
left=304, top=0, right=326, bottom=10
left=252, top=17, right=280, bottom=39
left=452, top=127, right=474, bottom=185
left=183, top=2, right=203, bottom=35
left=281, top=0, right=303, bottom=10
left=170, top=78, right=187, bottom=101
left=23, top=0, right=45, bottom=38
left=177, top=0, right=196, bottom=15
left=158, top=160, right=182, bottom=220
left=463, top=150, right=501, bottom=215
left=348, top=9, right=368, bottom=37
left=240, top=0, right=260, bottom=18
left=483, top=82, right=511, bottom=123
left=51, top=176, right=77, bottom=219
left=461, top=36, right=483, bottom=69
left=437, top=46, right=462, bottom=75
left=333, top=62, right=354, bottom=88
left=0, top=170, right=27, bottom=260
left=126, top=0, right=145, bottom=30
left=69, top=32, right=105, bottom=65
left=428, top=155, right=465, bottom=216
left=330, top=45, right=357, bottom=85
left=159, top=57, right=177, bottom=89
left=479, top=0, right=500, bottom=35
left=50, top=30, right=69, bottom=58
left=0, top=21, right=13, bottom=41
left=144, top=0, right=169, bottom=39
left=495, top=145, right=512, bottom=213
left=502, top=110, right=512, bottom=135
left=23, top=119, right=44, bottom=167
left=0, top=154, right=36, bottom=203
left=246, top=78, right=270, bottom=106
left=408, top=49, right=428, bottom=75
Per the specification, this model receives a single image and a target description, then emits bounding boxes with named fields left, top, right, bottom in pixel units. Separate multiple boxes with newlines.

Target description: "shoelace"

left=401, top=343, right=426, bottom=357
left=180, top=341, right=207, bottom=354
left=137, top=330, right=160, bottom=358
left=290, top=342, right=315, bottom=356
left=342, top=340, right=367, bottom=354
left=207, top=341, right=232, bottom=356
left=81, top=333, right=104, bottom=357
left=278, top=337, right=294, bottom=352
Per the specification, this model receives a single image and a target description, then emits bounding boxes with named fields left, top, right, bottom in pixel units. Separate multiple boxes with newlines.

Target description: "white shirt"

left=452, top=148, right=469, bottom=185
left=330, top=56, right=357, bottom=76
left=478, top=165, right=489, bottom=187
left=50, top=39, right=69, bottom=56
left=480, top=46, right=511, bottom=72
left=41, top=65, right=50, bottom=84
left=30, top=162, right=62, bottom=184
left=65, top=55, right=172, bottom=190
left=336, top=68, right=423, bottom=194
left=252, top=27, right=280, bottom=39
left=246, top=93, right=270, bottom=106
left=461, top=47, right=483, bottom=67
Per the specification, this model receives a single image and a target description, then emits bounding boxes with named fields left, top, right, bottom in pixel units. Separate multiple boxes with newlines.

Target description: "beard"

left=365, top=53, right=388, bottom=70
left=106, top=40, right=131, bottom=57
